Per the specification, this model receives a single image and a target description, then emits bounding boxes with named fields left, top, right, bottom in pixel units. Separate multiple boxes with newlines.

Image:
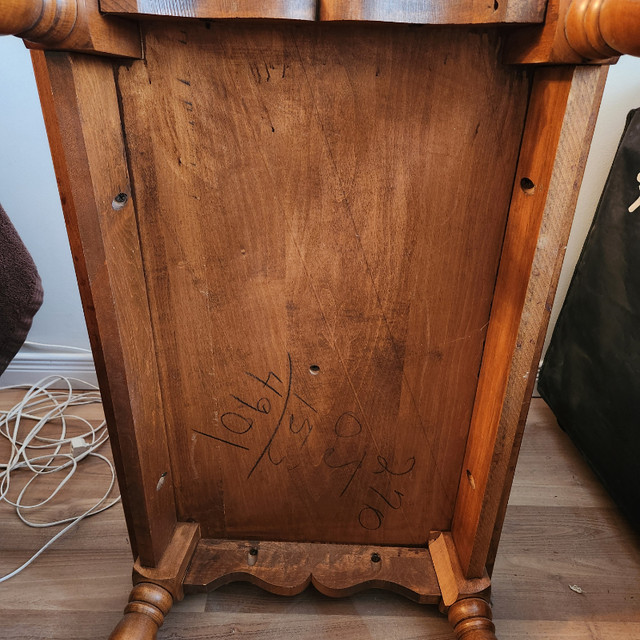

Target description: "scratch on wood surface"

left=288, top=36, right=454, bottom=510
left=235, top=55, right=392, bottom=494
left=441, top=322, right=490, bottom=348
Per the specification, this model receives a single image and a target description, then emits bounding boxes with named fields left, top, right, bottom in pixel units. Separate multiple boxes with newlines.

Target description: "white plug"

left=70, top=436, right=90, bottom=459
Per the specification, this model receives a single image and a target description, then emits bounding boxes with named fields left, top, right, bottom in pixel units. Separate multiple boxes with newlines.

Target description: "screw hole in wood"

left=520, top=177, right=536, bottom=194
left=156, top=471, right=168, bottom=491
left=466, top=469, right=476, bottom=490
left=112, top=192, right=128, bottom=210
left=309, top=364, right=320, bottom=375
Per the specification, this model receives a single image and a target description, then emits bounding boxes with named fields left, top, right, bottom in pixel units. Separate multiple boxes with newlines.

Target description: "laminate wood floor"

left=1, top=390, right=638, bottom=639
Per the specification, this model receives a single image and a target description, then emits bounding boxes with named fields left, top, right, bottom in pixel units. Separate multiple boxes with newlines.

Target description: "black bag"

left=539, top=109, right=640, bottom=532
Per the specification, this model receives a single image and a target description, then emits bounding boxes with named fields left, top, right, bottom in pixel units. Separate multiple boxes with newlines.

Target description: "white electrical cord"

left=0, top=375, right=120, bottom=582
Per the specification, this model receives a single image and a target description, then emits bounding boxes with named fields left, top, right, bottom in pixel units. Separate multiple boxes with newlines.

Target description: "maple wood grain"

left=115, top=20, right=530, bottom=547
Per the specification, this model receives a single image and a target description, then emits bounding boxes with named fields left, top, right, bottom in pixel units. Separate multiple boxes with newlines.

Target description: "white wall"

left=0, top=38, right=94, bottom=387
left=0, top=36, right=639, bottom=386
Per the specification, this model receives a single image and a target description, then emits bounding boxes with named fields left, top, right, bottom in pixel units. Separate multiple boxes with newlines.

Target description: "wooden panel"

left=99, top=0, right=317, bottom=20
left=115, top=21, right=530, bottom=546
left=31, top=51, right=176, bottom=565
left=184, top=539, right=441, bottom=603
left=450, top=66, right=606, bottom=578
left=319, top=0, right=546, bottom=24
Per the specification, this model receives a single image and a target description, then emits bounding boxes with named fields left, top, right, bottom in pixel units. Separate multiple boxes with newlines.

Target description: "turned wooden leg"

left=109, top=582, right=173, bottom=640
left=448, top=596, right=497, bottom=640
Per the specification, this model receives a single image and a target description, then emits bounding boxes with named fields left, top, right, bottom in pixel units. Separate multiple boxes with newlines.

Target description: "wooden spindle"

left=448, top=597, right=498, bottom=640
left=0, top=0, right=42, bottom=36
left=109, top=583, right=173, bottom=640
left=566, top=0, right=640, bottom=58
left=0, top=0, right=77, bottom=44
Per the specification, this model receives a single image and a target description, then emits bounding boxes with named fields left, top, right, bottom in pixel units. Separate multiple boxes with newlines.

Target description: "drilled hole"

left=466, top=469, right=476, bottom=490
left=156, top=471, right=168, bottom=491
left=371, top=552, right=381, bottom=563
left=249, top=547, right=259, bottom=556
left=309, top=364, right=320, bottom=375
left=520, top=177, right=536, bottom=195
left=112, top=192, right=128, bottom=210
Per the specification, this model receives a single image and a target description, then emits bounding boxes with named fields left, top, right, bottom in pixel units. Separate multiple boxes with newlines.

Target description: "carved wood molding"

left=99, top=0, right=318, bottom=20
left=182, top=539, right=443, bottom=604
left=319, top=0, right=546, bottom=23
left=0, top=0, right=141, bottom=57
left=565, top=0, right=640, bottom=58
left=505, top=0, right=640, bottom=64
left=99, top=0, right=546, bottom=24
left=4, top=0, right=639, bottom=62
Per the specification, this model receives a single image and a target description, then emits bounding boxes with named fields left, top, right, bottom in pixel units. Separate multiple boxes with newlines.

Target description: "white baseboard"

left=0, top=350, right=97, bottom=389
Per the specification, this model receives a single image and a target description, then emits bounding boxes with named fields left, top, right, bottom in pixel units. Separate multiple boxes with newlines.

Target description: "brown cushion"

left=0, top=203, right=44, bottom=376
